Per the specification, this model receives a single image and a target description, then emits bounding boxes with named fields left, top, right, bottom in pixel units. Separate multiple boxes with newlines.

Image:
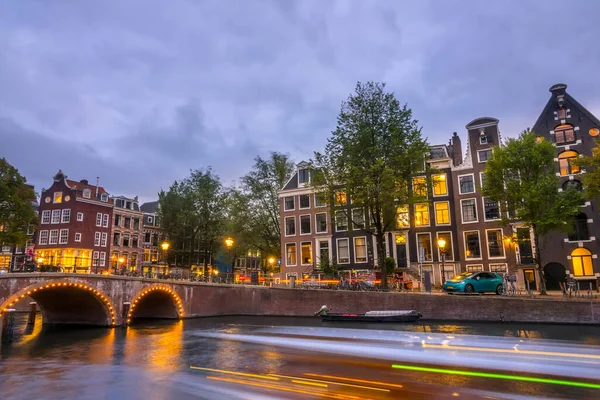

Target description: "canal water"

left=1, top=315, right=599, bottom=399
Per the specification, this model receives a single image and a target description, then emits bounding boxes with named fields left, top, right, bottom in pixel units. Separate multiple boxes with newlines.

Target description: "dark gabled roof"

left=140, top=201, right=158, bottom=213
left=281, top=172, right=298, bottom=191
left=465, top=117, right=499, bottom=129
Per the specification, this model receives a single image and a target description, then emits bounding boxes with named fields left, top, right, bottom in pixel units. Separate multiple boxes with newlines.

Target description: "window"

left=132, top=234, right=139, bottom=248
left=459, top=175, right=475, bottom=194
left=51, top=210, right=61, bottom=224
left=415, top=203, right=429, bottom=226
left=479, top=135, right=492, bottom=145
left=353, top=237, right=367, bottom=263
left=133, top=218, right=140, bottom=230
left=99, top=252, right=106, bottom=267
left=416, top=233, right=432, bottom=261
left=61, top=209, right=71, bottom=223
left=480, top=172, right=487, bottom=189
left=284, top=196, right=295, bottom=211
left=464, top=231, right=481, bottom=259
left=283, top=216, right=295, bottom=236
left=412, top=176, right=427, bottom=198
left=442, top=265, right=455, bottom=282
left=487, top=229, right=504, bottom=258
left=93, top=232, right=101, bottom=246
left=299, top=195, right=310, bottom=209
left=571, top=248, right=594, bottom=276
left=75, top=233, right=82, bottom=242
left=41, top=210, right=51, bottom=224
left=59, top=229, right=69, bottom=244
left=314, top=194, right=326, bottom=207
left=434, top=202, right=450, bottom=225
left=558, top=150, right=580, bottom=176
left=563, top=180, right=583, bottom=193
left=483, top=198, right=500, bottom=220
left=396, top=206, right=409, bottom=228
left=316, top=213, right=327, bottom=233
left=490, top=264, right=507, bottom=274
left=144, top=232, right=151, bottom=243
left=554, top=124, right=576, bottom=144
left=590, top=128, right=600, bottom=137
left=300, top=215, right=311, bottom=234
left=437, top=232, right=453, bottom=261
left=298, top=168, right=309, bottom=184
left=93, top=251, right=99, bottom=265
left=557, top=107, right=567, bottom=119
left=432, top=174, right=447, bottom=196
left=83, top=189, right=91, bottom=199
left=53, top=192, right=62, bottom=203
left=49, top=230, right=59, bottom=245
left=301, top=242, right=313, bottom=265
left=467, top=265, right=483, bottom=272
left=461, top=199, right=477, bottom=223
left=352, top=209, right=365, bottom=229
left=337, top=238, right=350, bottom=264
left=124, top=216, right=131, bottom=229
left=96, top=213, right=102, bottom=227
left=286, top=243, right=297, bottom=266
left=147, top=216, right=154, bottom=225
left=478, top=149, right=492, bottom=162
left=112, top=232, right=120, bottom=246
left=123, top=233, right=130, bottom=247
left=335, top=191, right=347, bottom=205
left=335, top=211, right=348, bottom=231
left=568, top=213, right=590, bottom=241
left=115, top=215, right=122, bottom=227
left=100, top=232, right=107, bottom=247
left=76, top=212, right=84, bottom=222
left=143, top=249, right=150, bottom=262
left=318, top=240, right=329, bottom=264
left=100, top=193, right=108, bottom=202
left=39, top=230, right=49, bottom=245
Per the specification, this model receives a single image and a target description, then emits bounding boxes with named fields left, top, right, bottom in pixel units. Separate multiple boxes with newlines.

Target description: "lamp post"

left=37, top=257, right=43, bottom=273
left=118, top=257, right=125, bottom=275
left=225, top=237, right=234, bottom=284
left=437, top=237, right=447, bottom=283
left=161, top=241, right=170, bottom=278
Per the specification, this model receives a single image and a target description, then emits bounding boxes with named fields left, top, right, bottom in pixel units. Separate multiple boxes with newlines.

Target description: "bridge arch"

left=0, top=280, right=116, bottom=326
left=127, top=285, right=184, bottom=323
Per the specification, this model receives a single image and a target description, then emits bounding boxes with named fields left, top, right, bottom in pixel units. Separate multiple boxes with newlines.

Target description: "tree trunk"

left=376, top=232, right=388, bottom=290
left=532, top=225, right=547, bottom=295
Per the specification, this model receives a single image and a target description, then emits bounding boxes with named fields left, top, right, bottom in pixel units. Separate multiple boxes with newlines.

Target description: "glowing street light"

left=437, top=237, right=447, bottom=283
left=225, top=237, right=234, bottom=249
left=161, top=241, right=170, bottom=251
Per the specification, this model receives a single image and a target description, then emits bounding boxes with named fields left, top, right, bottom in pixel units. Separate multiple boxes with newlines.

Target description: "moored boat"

left=313, top=306, right=422, bottom=323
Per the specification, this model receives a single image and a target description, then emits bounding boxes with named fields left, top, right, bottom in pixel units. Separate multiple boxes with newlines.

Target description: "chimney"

left=96, top=177, right=100, bottom=198
left=451, top=132, right=463, bottom=167
left=80, top=179, right=88, bottom=185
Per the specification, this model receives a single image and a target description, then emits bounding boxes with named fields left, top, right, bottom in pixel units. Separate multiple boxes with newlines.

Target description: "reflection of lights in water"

left=124, top=320, right=184, bottom=372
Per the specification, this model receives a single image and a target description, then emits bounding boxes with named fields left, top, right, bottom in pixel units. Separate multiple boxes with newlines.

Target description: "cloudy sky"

left=1, top=0, right=599, bottom=202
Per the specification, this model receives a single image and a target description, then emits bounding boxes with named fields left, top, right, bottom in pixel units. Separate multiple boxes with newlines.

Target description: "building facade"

left=110, top=195, right=144, bottom=272
left=140, top=201, right=163, bottom=276
left=36, top=171, right=113, bottom=273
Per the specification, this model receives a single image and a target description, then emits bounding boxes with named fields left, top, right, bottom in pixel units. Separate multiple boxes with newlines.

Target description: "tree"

left=574, top=138, right=600, bottom=200
left=312, top=82, right=429, bottom=289
left=482, top=129, right=583, bottom=295
left=158, top=167, right=228, bottom=274
left=0, top=158, right=37, bottom=247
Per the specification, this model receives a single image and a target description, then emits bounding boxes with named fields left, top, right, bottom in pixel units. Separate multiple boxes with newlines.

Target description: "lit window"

left=396, top=206, right=409, bottom=228
left=571, top=248, right=593, bottom=276
left=590, top=128, right=600, bottom=137
left=301, top=242, right=312, bottom=265
left=354, top=237, right=367, bottom=262
left=412, top=177, right=427, bottom=198
left=558, top=150, right=580, bottom=176
left=286, top=243, right=297, bottom=266
left=335, top=191, right=347, bottom=205
left=53, top=192, right=63, bottom=203
left=414, top=203, right=429, bottom=226
left=432, top=174, right=447, bottom=196
left=554, top=124, right=576, bottom=144
left=434, top=202, right=450, bottom=225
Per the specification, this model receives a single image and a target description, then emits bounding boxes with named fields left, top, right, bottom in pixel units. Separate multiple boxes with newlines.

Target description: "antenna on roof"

left=96, top=177, right=99, bottom=198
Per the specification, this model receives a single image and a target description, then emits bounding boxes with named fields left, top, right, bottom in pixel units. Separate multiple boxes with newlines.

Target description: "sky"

left=1, top=0, right=600, bottom=203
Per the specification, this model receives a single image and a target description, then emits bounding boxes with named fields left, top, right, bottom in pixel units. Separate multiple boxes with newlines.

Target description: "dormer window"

left=53, top=192, right=63, bottom=203
left=83, top=189, right=92, bottom=199
left=479, top=135, right=492, bottom=145
left=298, top=168, right=309, bottom=184
left=100, top=193, right=108, bottom=202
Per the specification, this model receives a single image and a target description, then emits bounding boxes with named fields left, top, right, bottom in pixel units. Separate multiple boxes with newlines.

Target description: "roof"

left=66, top=179, right=108, bottom=195
left=140, top=201, right=159, bottom=213
left=465, top=117, right=499, bottom=129
left=281, top=171, right=299, bottom=191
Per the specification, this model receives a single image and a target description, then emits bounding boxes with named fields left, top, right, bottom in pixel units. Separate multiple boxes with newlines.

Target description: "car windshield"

left=451, top=272, right=473, bottom=281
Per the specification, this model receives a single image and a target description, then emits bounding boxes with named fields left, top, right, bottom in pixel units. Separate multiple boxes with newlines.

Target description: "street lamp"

left=37, top=257, right=43, bottom=272
left=437, top=237, right=447, bottom=283
left=118, top=257, right=125, bottom=275
left=225, top=237, right=234, bottom=283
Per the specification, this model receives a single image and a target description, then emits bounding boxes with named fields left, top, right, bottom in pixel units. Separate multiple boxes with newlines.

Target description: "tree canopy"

left=482, top=129, right=583, bottom=294
left=0, top=158, right=37, bottom=247
left=312, top=81, right=429, bottom=289
left=574, top=138, right=600, bottom=201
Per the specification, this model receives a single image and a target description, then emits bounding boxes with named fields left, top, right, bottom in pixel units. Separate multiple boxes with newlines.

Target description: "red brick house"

left=35, top=171, right=113, bottom=273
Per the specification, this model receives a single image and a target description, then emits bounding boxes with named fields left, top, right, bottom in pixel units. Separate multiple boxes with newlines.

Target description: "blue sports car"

left=443, top=271, right=504, bottom=294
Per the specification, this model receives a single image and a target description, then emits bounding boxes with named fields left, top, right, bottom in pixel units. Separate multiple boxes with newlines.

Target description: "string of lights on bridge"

left=127, top=285, right=184, bottom=324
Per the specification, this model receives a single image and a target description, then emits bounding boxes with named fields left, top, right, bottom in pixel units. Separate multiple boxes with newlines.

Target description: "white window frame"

left=479, top=172, right=487, bottom=188
left=335, top=211, right=348, bottom=232
left=416, top=232, right=433, bottom=262
left=83, top=189, right=91, bottom=199
left=315, top=212, right=328, bottom=234
left=96, top=213, right=102, bottom=227
left=460, top=198, right=478, bottom=224
left=300, top=241, right=313, bottom=266
left=39, top=230, right=49, bottom=245
left=299, top=214, right=312, bottom=235
left=75, top=233, right=82, bottom=242
left=285, top=242, right=297, bottom=266
left=148, top=216, right=154, bottom=225
left=41, top=210, right=51, bottom=224
left=314, top=193, right=327, bottom=208
left=485, top=228, right=506, bottom=259
left=59, top=229, right=69, bottom=244
left=49, top=229, right=59, bottom=245
left=353, top=236, right=368, bottom=263
left=61, top=209, right=71, bottom=223
left=466, top=264, right=484, bottom=272
left=53, top=192, right=62, bottom=203
left=100, top=193, right=108, bottom=202
left=298, top=194, right=311, bottom=210
left=351, top=208, right=365, bottom=230
left=284, top=196, right=295, bottom=211
left=432, top=173, right=448, bottom=197
left=77, top=212, right=84, bottom=221
left=479, top=135, right=489, bottom=145
left=482, top=197, right=501, bottom=221
left=490, top=263, right=508, bottom=274
left=51, top=210, right=61, bottom=224
left=94, top=232, right=101, bottom=247
left=414, top=203, right=430, bottom=227
left=412, top=175, right=428, bottom=198
left=336, top=238, right=350, bottom=264
left=316, top=238, right=332, bottom=264
left=284, top=216, right=296, bottom=237
left=93, top=251, right=99, bottom=265
left=458, top=173, right=476, bottom=195
left=102, top=213, right=109, bottom=228
left=436, top=231, right=454, bottom=262
left=100, top=252, right=106, bottom=267
left=101, top=232, right=108, bottom=247
left=463, top=230, right=482, bottom=260
left=477, top=149, right=492, bottom=163
left=434, top=201, right=451, bottom=226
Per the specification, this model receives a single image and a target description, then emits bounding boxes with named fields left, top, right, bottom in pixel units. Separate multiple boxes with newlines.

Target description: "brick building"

left=140, top=201, right=163, bottom=275
left=35, top=171, right=113, bottom=273
left=110, top=195, right=144, bottom=272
